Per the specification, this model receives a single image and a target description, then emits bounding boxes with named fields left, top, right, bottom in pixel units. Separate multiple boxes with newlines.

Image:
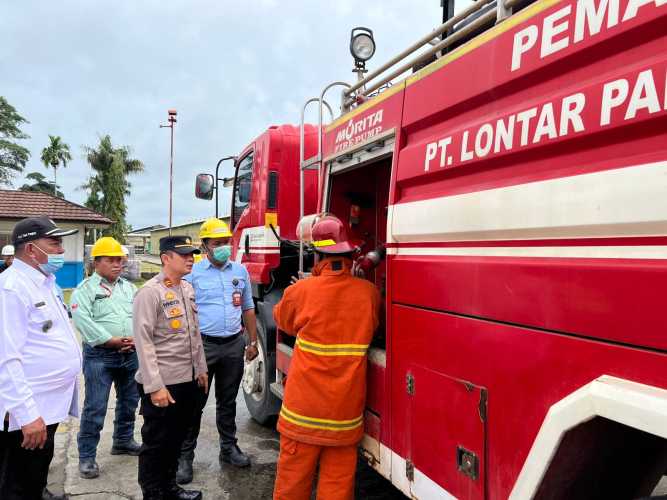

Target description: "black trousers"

left=137, top=381, right=200, bottom=495
left=0, top=420, right=59, bottom=500
left=180, top=333, right=245, bottom=461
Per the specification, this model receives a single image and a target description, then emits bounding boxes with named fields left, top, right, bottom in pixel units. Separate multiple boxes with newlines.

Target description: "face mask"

left=211, top=245, right=231, bottom=264
left=32, top=244, right=65, bottom=275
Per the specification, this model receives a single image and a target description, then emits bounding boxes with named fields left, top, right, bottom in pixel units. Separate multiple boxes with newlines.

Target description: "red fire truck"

left=197, top=0, right=667, bottom=497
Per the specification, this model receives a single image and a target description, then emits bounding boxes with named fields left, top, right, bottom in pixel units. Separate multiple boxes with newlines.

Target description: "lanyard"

left=100, top=282, right=114, bottom=297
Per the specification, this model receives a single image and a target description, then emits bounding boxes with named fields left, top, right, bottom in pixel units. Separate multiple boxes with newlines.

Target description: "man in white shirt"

left=0, top=217, right=82, bottom=500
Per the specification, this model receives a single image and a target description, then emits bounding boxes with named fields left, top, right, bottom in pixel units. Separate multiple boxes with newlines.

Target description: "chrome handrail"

left=357, top=8, right=497, bottom=100
left=298, top=97, right=333, bottom=273
left=344, top=0, right=496, bottom=103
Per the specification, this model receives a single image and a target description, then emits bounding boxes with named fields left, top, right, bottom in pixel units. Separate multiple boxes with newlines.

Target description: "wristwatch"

left=248, top=340, right=258, bottom=347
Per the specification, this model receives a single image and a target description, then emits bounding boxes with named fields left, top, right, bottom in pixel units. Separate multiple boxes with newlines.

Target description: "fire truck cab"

left=196, top=124, right=320, bottom=423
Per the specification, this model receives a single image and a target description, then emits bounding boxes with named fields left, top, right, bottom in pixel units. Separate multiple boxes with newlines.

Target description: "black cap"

left=12, top=216, right=78, bottom=245
left=159, top=235, right=201, bottom=255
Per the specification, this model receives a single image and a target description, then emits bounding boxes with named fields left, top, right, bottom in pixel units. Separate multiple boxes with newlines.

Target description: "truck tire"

left=242, top=316, right=281, bottom=426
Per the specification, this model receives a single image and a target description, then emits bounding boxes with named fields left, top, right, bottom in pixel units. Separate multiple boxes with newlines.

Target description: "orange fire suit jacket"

left=273, top=257, right=380, bottom=447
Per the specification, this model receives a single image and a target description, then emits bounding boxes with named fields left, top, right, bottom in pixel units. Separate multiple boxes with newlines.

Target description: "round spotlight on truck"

left=350, top=27, right=376, bottom=63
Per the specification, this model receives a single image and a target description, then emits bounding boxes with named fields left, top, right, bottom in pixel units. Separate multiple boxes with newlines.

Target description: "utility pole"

left=160, top=109, right=177, bottom=235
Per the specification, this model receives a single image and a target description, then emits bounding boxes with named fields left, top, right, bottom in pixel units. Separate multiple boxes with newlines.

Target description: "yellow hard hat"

left=91, top=236, right=125, bottom=258
left=199, top=218, right=232, bottom=239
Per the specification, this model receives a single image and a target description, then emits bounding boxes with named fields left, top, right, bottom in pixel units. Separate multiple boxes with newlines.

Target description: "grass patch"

left=141, top=261, right=162, bottom=274
left=62, top=277, right=148, bottom=305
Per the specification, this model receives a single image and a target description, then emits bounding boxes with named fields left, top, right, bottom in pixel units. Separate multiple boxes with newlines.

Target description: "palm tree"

left=81, top=135, right=144, bottom=242
left=83, top=135, right=143, bottom=183
left=40, top=135, right=72, bottom=196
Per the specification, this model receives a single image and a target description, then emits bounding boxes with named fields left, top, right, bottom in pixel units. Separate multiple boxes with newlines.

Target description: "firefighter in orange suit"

left=272, top=215, right=380, bottom=500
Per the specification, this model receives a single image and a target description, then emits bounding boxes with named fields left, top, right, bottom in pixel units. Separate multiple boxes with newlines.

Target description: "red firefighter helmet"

left=310, top=215, right=357, bottom=254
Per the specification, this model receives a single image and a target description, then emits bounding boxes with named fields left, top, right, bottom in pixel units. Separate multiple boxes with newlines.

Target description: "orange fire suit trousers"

left=273, top=436, right=357, bottom=500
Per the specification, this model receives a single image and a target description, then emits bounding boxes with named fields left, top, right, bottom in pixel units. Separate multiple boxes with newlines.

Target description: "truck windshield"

left=232, top=152, right=254, bottom=228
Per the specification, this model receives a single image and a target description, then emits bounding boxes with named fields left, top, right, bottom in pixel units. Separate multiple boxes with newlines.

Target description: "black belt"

left=89, top=344, right=135, bottom=353
left=202, top=331, right=243, bottom=344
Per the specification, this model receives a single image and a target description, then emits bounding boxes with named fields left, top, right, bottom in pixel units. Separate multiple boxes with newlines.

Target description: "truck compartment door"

left=408, top=365, right=487, bottom=499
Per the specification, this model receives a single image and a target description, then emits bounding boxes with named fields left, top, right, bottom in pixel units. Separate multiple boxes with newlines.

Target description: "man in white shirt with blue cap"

left=0, top=216, right=82, bottom=500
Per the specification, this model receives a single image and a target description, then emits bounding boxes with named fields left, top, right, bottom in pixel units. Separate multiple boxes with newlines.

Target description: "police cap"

left=12, top=216, right=78, bottom=245
left=159, top=235, right=201, bottom=255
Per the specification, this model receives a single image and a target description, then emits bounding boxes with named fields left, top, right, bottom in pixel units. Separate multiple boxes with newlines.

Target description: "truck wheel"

left=242, top=318, right=281, bottom=426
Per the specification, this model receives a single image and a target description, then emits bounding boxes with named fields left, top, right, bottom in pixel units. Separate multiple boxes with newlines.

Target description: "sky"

left=1, top=0, right=463, bottom=229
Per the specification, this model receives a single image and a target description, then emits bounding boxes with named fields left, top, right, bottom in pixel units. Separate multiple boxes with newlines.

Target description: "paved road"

left=47, top=381, right=667, bottom=499
left=48, top=380, right=404, bottom=499
left=46, top=365, right=667, bottom=499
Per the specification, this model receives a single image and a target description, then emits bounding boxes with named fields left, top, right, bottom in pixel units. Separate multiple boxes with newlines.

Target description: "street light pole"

left=160, top=110, right=178, bottom=235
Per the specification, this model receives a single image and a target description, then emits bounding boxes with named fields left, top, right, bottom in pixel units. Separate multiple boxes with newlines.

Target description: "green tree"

left=82, top=135, right=144, bottom=243
left=40, top=135, right=72, bottom=196
left=79, top=176, right=103, bottom=212
left=0, top=96, right=30, bottom=186
left=20, top=171, right=64, bottom=197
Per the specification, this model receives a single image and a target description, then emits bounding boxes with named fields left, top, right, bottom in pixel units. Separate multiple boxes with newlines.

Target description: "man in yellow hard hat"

left=176, top=218, right=259, bottom=483
left=71, top=236, right=141, bottom=479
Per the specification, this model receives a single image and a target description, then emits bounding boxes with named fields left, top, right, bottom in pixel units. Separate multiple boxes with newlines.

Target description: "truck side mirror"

left=195, top=174, right=215, bottom=200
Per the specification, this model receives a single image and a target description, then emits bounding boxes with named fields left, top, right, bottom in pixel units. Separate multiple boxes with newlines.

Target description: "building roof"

left=128, top=224, right=165, bottom=235
left=149, top=219, right=209, bottom=232
left=148, top=217, right=231, bottom=233
left=0, top=190, right=112, bottom=225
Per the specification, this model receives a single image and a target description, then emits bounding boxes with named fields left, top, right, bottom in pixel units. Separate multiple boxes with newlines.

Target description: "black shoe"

left=220, top=444, right=250, bottom=468
left=42, top=488, right=68, bottom=500
left=165, top=485, right=202, bottom=500
left=111, top=438, right=142, bottom=456
left=78, top=458, right=100, bottom=479
left=175, top=458, right=193, bottom=485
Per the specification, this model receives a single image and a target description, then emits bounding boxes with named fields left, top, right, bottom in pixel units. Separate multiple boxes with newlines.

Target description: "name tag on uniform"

left=161, top=291, right=184, bottom=332
left=33, top=302, right=52, bottom=332
left=232, top=291, right=242, bottom=307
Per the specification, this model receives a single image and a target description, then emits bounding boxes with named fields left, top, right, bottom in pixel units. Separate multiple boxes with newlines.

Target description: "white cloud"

left=1, top=0, right=464, bottom=227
